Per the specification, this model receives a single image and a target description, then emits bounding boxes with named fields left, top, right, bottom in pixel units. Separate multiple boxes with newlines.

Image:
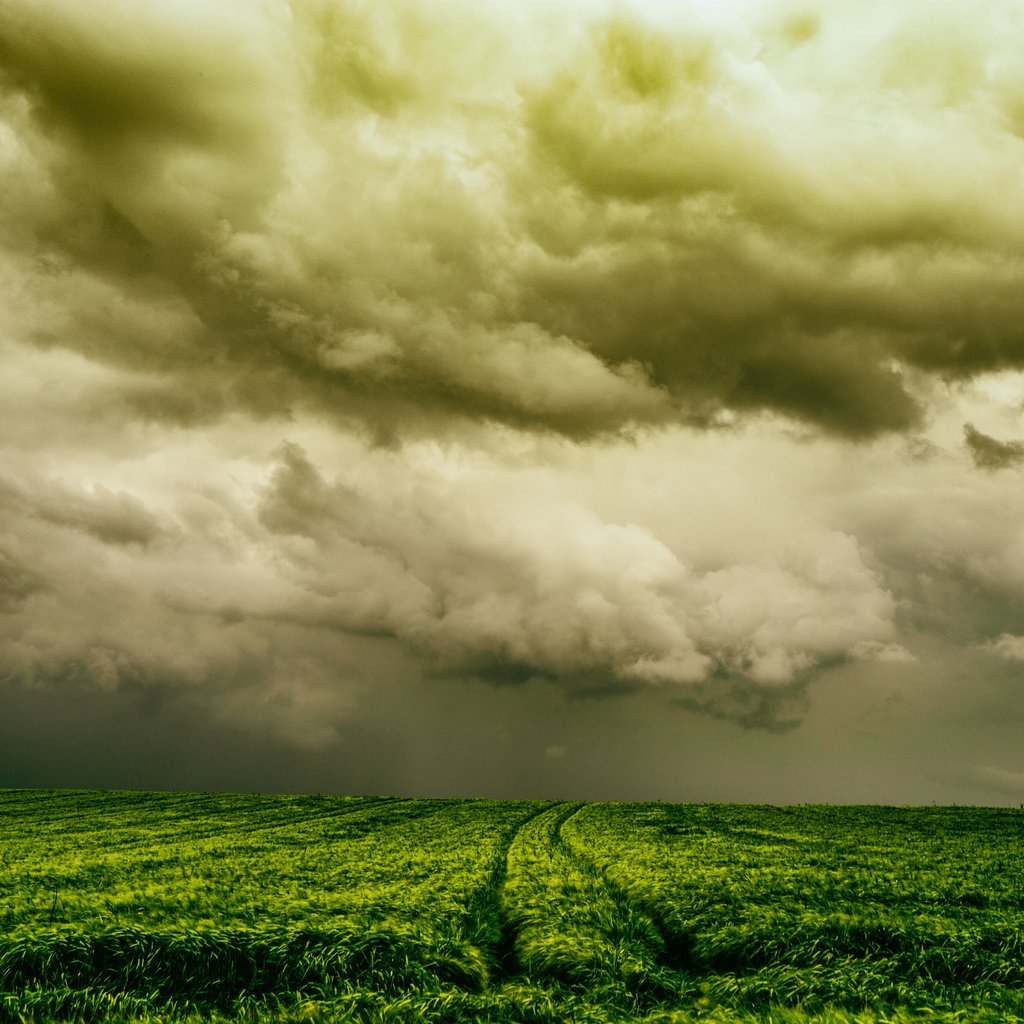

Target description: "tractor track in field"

left=555, top=804, right=695, bottom=975
left=467, top=800, right=571, bottom=985
left=7, top=800, right=424, bottom=905
left=0, top=791, right=201, bottom=830
left=495, top=802, right=569, bottom=890
left=13, top=798, right=455, bottom=872
left=46, top=796, right=397, bottom=854
left=106, top=795, right=464, bottom=853
left=550, top=802, right=672, bottom=951
left=552, top=801, right=586, bottom=844
left=481, top=799, right=690, bottom=1005
left=0, top=791, right=345, bottom=836
left=483, top=801, right=594, bottom=986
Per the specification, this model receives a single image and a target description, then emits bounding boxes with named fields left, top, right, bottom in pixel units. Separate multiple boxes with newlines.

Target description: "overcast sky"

left=3, top=0, right=1024, bottom=804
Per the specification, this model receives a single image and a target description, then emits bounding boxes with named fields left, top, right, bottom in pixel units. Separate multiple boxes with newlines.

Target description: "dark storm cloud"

left=964, top=423, right=1024, bottom=470
left=0, top=460, right=354, bottom=749
left=5, top=1, right=1024, bottom=442
left=0, top=473, right=171, bottom=548
left=0, top=546, right=42, bottom=611
left=674, top=676, right=811, bottom=734
left=0, top=0, right=285, bottom=211
left=510, top=5, right=1024, bottom=435
left=0, top=427, right=878, bottom=741
left=5, top=0, right=1024, bottom=774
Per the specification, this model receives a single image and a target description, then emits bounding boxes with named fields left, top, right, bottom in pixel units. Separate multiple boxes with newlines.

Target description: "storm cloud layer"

left=3, top=0, right=1024, bottom=799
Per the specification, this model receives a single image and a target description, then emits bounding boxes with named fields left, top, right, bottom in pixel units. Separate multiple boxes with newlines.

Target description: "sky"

left=2, top=0, right=1024, bottom=804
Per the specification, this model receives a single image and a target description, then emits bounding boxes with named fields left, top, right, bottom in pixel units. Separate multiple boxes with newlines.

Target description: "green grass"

left=1, top=792, right=1023, bottom=1023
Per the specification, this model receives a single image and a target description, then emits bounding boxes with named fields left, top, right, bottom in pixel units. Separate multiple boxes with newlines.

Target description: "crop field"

left=1, top=793, right=1023, bottom=1023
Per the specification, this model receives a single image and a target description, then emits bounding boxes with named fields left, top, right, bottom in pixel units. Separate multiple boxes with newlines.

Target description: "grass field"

left=1, top=792, right=1023, bottom=1023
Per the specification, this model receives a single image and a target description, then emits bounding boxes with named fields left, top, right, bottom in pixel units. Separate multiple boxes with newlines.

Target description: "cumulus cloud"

left=0, top=416, right=906, bottom=736
left=0, top=453, right=363, bottom=748
left=253, top=439, right=902, bottom=694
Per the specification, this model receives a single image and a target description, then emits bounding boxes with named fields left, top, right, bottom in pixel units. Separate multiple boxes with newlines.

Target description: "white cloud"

left=254, top=432, right=898, bottom=690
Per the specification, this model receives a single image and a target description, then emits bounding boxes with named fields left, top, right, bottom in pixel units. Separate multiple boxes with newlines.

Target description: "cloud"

left=511, top=2, right=1024, bottom=433
left=849, top=640, right=918, bottom=664
left=0, top=473, right=171, bottom=547
left=0, top=415, right=908, bottom=734
left=0, top=545, right=43, bottom=612
left=0, top=0, right=289, bottom=220
left=674, top=677, right=811, bottom=734
left=255, top=440, right=896, bottom=694
left=8, top=0, right=1024, bottom=757
left=5, top=353, right=1024, bottom=740
left=4, top=0, right=1024, bottom=444
left=982, top=634, right=1024, bottom=661
left=964, top=423, right=1024, bottom=470
left=834, top=419, right=1024, bottom=647
left=0, top=454, right=365, bottom=748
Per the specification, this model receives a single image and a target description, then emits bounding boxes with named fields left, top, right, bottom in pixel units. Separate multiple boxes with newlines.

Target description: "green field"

left=1, top=792, right=1023, bottom=1023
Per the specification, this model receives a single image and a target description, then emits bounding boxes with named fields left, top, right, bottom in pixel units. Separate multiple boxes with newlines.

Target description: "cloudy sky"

left=3, top=0, right=1024, bottom=804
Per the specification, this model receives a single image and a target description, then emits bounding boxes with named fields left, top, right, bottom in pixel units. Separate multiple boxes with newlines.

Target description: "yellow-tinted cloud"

left=6, top=0, right=1024, bottom=743
left=4, top=0, right=1024, bottom=439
